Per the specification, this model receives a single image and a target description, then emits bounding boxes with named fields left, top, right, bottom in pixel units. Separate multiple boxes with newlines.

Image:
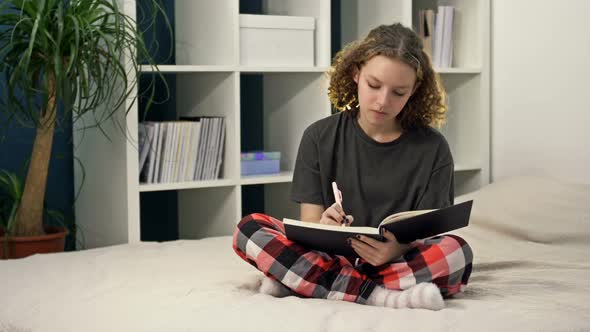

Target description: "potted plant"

left=0, top=168, right=74, bottom=258
left=0, top=0, right=170, bottom=258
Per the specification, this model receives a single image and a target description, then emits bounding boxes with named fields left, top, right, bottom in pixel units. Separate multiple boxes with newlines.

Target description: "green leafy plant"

left=0, top=0, right=170, bottom=237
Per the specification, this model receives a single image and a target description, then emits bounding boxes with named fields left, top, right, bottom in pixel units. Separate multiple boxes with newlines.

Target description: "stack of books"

left=138, top=117, right=226, bottom=183
left=240, top=151, right=281, bottom=176
left=417, top=6, right=455, bottom=68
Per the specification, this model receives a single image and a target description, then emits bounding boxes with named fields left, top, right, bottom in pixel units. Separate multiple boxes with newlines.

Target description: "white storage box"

left=239, top=14, right=315, bottom=66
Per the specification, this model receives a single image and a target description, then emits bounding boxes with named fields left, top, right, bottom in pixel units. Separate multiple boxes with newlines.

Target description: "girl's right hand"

left=320, top=203, right=354, bottom=226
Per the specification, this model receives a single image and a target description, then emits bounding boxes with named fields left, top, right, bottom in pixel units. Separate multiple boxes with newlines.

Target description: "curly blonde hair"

left=328, top=23, right=447, bottom=129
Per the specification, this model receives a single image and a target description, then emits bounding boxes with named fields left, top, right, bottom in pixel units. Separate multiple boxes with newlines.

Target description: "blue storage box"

left=240, top=151, right=281, bottom=175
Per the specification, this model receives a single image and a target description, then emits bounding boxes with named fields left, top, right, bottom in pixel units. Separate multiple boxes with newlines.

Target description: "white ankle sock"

left=259, top=276, right=291, bottom=298
left=367, top=283, right=445, bottom=310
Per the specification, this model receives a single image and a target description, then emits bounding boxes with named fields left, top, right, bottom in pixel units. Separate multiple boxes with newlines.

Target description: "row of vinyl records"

left=138, top=117, right=226, bottom=183
left=417, top=6, right=455, bottom=68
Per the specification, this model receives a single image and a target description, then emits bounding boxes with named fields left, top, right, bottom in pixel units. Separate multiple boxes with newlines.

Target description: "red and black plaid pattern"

left=233, top=213, right=472, bottom=303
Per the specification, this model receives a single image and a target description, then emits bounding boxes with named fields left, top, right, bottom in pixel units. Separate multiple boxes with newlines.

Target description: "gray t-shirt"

left=291, top=110, right=454, bottom=228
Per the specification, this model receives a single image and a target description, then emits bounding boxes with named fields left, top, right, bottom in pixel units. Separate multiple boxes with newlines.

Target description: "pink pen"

left=332, top=182, right=345, bottom=226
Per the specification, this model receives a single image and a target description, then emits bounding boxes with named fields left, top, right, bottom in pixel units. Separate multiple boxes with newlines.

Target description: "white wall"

left=492, top=0, right=590, bottom=184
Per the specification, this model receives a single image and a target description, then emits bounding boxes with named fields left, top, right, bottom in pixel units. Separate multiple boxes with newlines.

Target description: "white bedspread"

left=1, top=175, right=589, bottom=332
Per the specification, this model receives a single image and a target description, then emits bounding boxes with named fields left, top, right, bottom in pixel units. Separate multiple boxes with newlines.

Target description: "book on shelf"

left=193, top=118, right=208, bottom=181
left=138, top=117, right=225, bottom=184
left=282, top=200, right=473, bottom=257
left=183, top=116, right=226, bottom=181
left=138, top=123, right=155, bottom=182
left=203, top=118, right=219, bottom=180
left=150, top=122, right=161, bottom=183
left=440, top=6, right=455, bottom=68
left=417, top=9, right=435, bottom=61
left=164, top=122, right=177, bottom=183
left=214, top=118, right=226, bottom=180
left=421, top=5, right=454, bottom=68
left=240, top=151, right=281, bottom=160
left=161, top=122, right=173, bottom=183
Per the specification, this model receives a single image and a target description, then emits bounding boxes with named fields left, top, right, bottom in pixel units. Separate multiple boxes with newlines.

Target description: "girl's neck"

left=356, top=111, right=403, bottom=143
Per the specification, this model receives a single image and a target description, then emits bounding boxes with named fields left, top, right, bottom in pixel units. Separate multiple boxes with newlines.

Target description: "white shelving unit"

left=74, top=0, right=331, bottom=247
left=74, top=0, right=490, bottom=248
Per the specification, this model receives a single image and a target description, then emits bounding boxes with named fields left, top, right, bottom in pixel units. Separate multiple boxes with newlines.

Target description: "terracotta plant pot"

left=0, top=225, right=68, bottom=259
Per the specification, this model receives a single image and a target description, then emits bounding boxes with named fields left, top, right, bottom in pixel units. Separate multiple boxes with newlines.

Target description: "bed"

left=1, top=175, right=589, bottom=332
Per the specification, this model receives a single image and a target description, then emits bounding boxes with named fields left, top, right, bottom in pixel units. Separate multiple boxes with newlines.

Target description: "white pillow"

left=456, top=174, right=590, bottom=245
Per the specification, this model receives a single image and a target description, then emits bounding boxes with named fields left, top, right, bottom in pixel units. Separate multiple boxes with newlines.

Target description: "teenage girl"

left=233, top=23, right=472, bottom=310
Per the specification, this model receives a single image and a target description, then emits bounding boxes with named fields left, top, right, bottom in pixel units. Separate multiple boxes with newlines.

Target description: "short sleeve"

left=290, top=126, right=324, bottom=205
left=414, top=136, right=455, bottom=210
left=414, top=163, right=454, bottom=210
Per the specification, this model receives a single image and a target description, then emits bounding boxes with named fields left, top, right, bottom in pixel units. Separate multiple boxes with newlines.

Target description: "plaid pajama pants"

left=233, top=213, right=473, bottom=304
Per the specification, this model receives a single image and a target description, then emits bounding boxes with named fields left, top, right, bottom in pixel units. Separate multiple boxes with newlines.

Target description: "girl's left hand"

left=349, top=230, right=411, bottom=266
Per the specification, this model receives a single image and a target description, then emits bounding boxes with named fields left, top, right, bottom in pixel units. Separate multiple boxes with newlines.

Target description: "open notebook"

left=283, top=200, right=473, bottom=256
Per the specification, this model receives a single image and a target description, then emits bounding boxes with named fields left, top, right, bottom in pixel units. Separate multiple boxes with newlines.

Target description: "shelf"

left=239, top=66, right=331, bottom=73
left=138, top=166, right=479, bottom=190
left=140, top=65, right=236, bottom=73
left=455, top=164, right=482, bottom=172
left=139, top=178, right=236, bottom=192
left=140, top=65, right=333, bottom=74
left=239, top=171, right=293, bottom=185
left=436, top=67, right=482, bottom=74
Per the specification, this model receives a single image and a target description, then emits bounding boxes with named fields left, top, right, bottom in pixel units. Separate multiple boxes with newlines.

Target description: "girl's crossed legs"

left=233, top=213, right=473, bottom=309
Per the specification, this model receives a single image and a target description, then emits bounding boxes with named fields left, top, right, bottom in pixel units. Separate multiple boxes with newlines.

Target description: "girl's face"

left=353, top=55, right=417, bottom=131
